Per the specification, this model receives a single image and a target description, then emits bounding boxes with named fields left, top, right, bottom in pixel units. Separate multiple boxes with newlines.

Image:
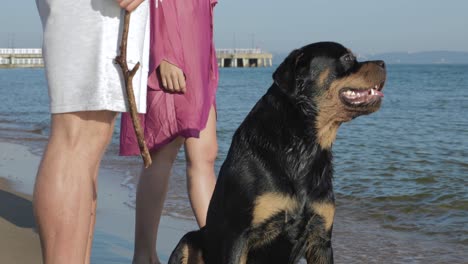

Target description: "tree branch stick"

left=115, top=10, right=152, bottom=168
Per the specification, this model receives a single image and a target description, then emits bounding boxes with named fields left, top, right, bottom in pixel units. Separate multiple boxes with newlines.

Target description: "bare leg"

left=85, top=135, right=118, bottom=264
left=133, top=138, right=185, bottom=264
left=84, top=161, right=105, bottom=264
left=33, top=111, right=117, bottom=264
left=184, top=106, right=218, bottom=227
left=84, top=196, right=97, bottom=264
left=85, top=114, right=119, bottom=264
left=133, top=106, right=217, bottom=263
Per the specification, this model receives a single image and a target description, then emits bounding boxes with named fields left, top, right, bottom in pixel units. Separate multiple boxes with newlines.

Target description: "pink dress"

left=120, top=0, right=219, bottom=155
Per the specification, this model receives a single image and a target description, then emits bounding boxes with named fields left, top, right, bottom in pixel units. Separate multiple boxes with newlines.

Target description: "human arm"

left=147, top=0, right=187, bottom=93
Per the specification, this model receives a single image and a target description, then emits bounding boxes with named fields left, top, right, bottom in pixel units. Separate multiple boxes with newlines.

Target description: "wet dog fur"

left=168, top=42, right=386, bottom=264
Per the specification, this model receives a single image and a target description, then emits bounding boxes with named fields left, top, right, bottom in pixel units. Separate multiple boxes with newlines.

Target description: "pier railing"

left=0, top=48, right=272, bottom=68
left=0, top=48, right=42, bottom=55
left=216, top=48, right=263, bottom=55
left=0, top=48, right=44, bottom=68
left=1, top=48, right=266, bottom=55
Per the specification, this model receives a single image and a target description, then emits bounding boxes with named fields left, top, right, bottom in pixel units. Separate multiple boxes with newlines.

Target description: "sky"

left=1, top=0, right=468, bottom=54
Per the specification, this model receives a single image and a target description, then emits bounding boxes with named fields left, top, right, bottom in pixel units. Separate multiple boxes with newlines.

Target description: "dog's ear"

left=273, top=49, right=303, bottom=93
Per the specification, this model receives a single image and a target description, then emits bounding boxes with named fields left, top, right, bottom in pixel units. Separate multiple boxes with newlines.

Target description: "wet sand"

left=0, top=178, right=41, bottom=264
left=0, top=141, right=195, bottom=264
left=0, top=141, right=466, bottom=264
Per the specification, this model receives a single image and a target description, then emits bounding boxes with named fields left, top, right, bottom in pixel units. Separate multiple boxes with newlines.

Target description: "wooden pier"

left=0, top=49, right=44, bottom=68
left=0, top=48, right=272, bottom=69
left=216, top=48, right=273, bottom=68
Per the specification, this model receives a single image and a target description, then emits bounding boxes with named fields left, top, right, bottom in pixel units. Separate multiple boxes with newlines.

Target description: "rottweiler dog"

left=168, top=42, right=386, bottom=264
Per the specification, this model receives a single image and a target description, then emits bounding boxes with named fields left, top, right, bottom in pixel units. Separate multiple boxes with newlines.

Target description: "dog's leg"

left=222, top=232, right=249, bottom=264
left=168, top=230, right=205, bottom=264
left=305, top=244, right=333, bottom=264
left=302, top=201, right=335, bottom=264
left=304, top=230, right=333, bottom=264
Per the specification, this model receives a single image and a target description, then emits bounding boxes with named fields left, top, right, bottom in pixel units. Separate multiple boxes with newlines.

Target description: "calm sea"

left=0, top=64, right=467, bottom=262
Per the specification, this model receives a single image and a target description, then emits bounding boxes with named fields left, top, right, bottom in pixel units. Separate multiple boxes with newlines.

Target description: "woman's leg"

left=33, top=111, right=117, bottom=264
left=184, top=106, right=218, bottom=227
left=133, top=137, right=185, bottom=264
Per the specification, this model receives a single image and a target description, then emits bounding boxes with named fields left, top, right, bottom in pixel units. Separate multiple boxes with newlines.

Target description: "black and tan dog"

left=169, top=42, right=386, bottom=264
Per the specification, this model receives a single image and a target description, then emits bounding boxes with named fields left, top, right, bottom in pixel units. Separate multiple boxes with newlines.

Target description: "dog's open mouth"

left=340, top=82, right=385, bottom=106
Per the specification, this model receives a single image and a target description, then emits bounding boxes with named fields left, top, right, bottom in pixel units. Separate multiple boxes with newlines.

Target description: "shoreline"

left=0, top=141, right=196, bottom=263
left=0, top=140, right=466, bottom=263
left=0, top=177, right=41, bottom=264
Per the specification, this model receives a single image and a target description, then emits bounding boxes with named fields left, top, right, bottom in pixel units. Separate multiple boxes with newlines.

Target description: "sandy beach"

left=0, top=177, right=41, bottom=264
left=0, top=142, right=41, bottom=263
left=0, top=141, right=199, bottom=264
left=1, top=140, right=467, bottom=264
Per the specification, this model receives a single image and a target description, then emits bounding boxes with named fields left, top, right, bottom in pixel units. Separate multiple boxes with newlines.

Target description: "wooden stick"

left=115, top=10, right=152, bottom=168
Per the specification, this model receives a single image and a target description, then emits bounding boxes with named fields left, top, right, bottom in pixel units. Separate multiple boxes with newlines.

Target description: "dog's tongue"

left=370, top=88, right=384, bottom=97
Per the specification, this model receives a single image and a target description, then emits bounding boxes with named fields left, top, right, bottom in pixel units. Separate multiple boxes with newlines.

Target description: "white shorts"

left=36, top=0, right=149, bottom=114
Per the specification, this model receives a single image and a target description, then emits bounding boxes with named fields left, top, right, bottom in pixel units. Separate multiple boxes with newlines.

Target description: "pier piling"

left=216, top=48, right=273, bottom=68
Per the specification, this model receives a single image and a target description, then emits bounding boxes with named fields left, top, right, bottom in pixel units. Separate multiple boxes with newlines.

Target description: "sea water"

left=1, top=64, right=467, bottom=262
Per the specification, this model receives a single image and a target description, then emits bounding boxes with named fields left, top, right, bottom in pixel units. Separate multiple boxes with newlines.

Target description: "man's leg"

left=84, top=164, right=102, bottom=264
left=33, top=111, right=117, bottom=264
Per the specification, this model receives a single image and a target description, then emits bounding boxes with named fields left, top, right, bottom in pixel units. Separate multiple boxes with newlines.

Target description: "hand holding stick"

left=115, top=10, right=152, bottom=168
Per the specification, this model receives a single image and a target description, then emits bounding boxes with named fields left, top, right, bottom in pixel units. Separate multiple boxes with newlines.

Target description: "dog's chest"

left=249, top=192, right=335, bottom=249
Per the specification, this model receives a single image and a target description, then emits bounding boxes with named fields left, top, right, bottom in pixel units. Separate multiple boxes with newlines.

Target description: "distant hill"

left=360, top=51, right=468, bottom=64
left=272, top=51, right=468, bottom=65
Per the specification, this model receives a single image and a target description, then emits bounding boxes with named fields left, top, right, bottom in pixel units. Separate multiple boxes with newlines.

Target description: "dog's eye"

left=342, top=54, right=355, bottom=62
